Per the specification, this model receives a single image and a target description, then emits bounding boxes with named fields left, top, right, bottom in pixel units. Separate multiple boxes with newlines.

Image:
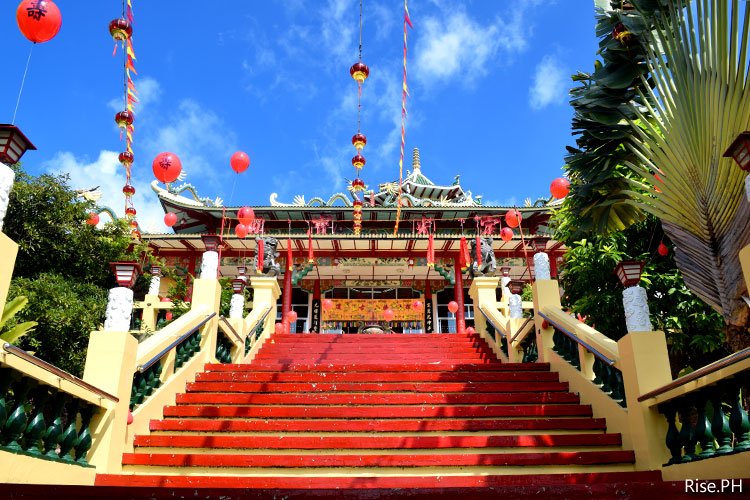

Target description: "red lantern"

left=466, top=326, right=475, bottom=335
left=352, top=154, right=366, bottom=170
left=122, top=184, right=135, bottom=196
left=160, top=297, right=171, bottom=302
left=235, top=223, right=248, bottom=239
left=500, top=227, right=514, bottom=242
left=350, top=62, right=370, bottom=83
left=275, top=322, right=284, bottom=334
left=115, top=110, right=134, bottom=130
left=16, top=0, right=62, bottom=44
left=165, top=311, right=173, bottom=321
left=129, top=220, right=138, bottom=229
left=352, top=133, right=367, bottom=151
left=125, top=207, right=136, bottom=218
left=119, top=151, right=133, bottom=167
left=127, top=410, right=134, bottom=425
left=657, top=242, right=668, bottom=256
left=447, top=301, right=459, bottom=314
left=551, top=178, right=570, bottom=199
left=237, top=206, right=255, bottom=226
left=87, top=213, right=99, bottom=225
left=287, top=310, right=298, bottom=324
left=351, top=178, right=365, bottom=192
left=505, top=210, right=521, bottom=228
left=383, top=308, right=395, bottom=322
left=164, top=212, right=177, bottom=227
left=230, top=151, right=250, bottom=173
left=152, top=152, right=182, bottom=183
left=412, top=300, right=423, bottom=312
left=322, top=299, right=333, bottom=311
left=109, top=18, right=132, bottom=41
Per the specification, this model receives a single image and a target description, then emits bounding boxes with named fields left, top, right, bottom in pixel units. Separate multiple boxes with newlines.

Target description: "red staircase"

left=96, top=332, right=668, bottom=496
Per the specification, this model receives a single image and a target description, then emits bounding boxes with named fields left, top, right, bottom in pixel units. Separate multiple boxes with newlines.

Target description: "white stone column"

left=229, top=293, right=244, bottom=319
left=103, top=287, right=134, bottom=332
left=533, top=252, right=551, bottom=280
left=0, top=163, right=15, bottom=231
left=509, top=294, right=523, bottom=319
left=500, top=276, right=511, bottom=300
left=622, top=285, right=652, bottom=333
left=148, top=274, right=161, bottom=296
left=200, top=251, right=219, bottom=279
left=745, top=175, right=750, bottom=201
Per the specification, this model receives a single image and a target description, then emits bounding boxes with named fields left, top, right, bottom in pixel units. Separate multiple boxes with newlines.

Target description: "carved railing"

left=476, top=302, right=535, bottom=363
left=0, top=342, right=117, bottom=467
left=638, top=347, right=750, bottom=466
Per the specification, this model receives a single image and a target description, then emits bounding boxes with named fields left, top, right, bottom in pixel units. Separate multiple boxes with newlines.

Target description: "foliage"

left=555, top=212, right=728, bottom=375
left=0, top=296, right=37, bottom=345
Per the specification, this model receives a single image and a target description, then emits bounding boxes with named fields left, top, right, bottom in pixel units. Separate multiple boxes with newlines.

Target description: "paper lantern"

left=352, top=133, right=367, bottom=151
left=275, top=322, right=284, bottom=334
left=164, top=212, right=177, bottom=227
left=322, top=299, right=333, bottom=311
left=551, top=178, right=570, bottom=199
left=109, top=18, right=132, bottom=41
left=165, top=312, right=173, bottom=321
left=350, top=62, right=370, bottom=83
left=466, top=326, right=475, bottom=334
left=152, top=152, right=182, bottom=183
left=235, top=223, right=248, bottom=238
left=237, top=207, right=255, bottom=226
left=412, top=300, right=423, bottom=312
left=16, top=0, right=62, bottom=44
left=657, top=242, right=668, bottom=256
left=118, top=151, right=133, bottom=167
left=447, top=301, right=459, bottom=314
left=383, top=308, right=395, bottom=321
left=505, top=210, right=521, bottom=228
left=230, top=151, right=250, bottom=173
left=87, top=213, right=99, bottom=225
left=352, top=154, right=365, bottom=170
left=122, top=184, right=135, bottom=196
left=287, top=310, right=298, bottom=323
left=500, top=227, right=514, bottom=242
left=115, top=110, right=133, bottom=130
left=125, top=207, right=136, bottom=218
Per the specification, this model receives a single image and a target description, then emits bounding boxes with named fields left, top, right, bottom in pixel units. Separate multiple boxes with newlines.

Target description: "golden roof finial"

left=412, top=148, right=421, bottom=170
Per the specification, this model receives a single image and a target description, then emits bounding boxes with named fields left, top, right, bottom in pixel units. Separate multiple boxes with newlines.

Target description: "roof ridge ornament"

left=412, top=148, right=420, bottom=170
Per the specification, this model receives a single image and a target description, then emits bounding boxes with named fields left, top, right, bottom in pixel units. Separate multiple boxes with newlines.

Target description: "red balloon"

left=237, top=206, right=255, bottom=226
left=500, top=227, right=514, bottom=242
left=235, top=223, right=248, bottom=238
left=152, top=152, right=182, bottom=183
left=322, top=299, right=333, bottom=311
left=127, top=410, right=134, bottom=425
left=551, top=177, right=570, bottom=199
left=275, top=322, right=284, bottom=334
left=16, top=0, right=62, bottom=44
left=383, top=308, right=395, bottom=321
left=287, top=310, right=298, bottom=324
left=230, top=151, right=250, bottom=173
left=448, top=301, right=459, bottom=314
left=87, top=213, right=99, bottom=225
left=466, top=326, right=476, bottom=334
left=412, top=300, right=423, bottom=312
left=165, top=312, right=173, bottom=321
left=658, top=242, right=669, bottom=256
left=160, top=297, right=171, bottom=302
left=164, top=212, right=177, bottom=227
left=505, top=210, right=521, bottom=228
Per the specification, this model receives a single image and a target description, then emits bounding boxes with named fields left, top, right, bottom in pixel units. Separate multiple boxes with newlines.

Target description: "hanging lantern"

left=16, top=0, right=62, bottom=44
left=383, top=308, right=395, bottom=322
left=351, top=178, right=366, bottom=193
left=122, top=184, right=135, bottom=196
left=235, top=224, right=248, bottom=238
left=353, top=199, right=363, bottom=212
left=614, top=260, right=645, bottom=287
left=109, top=18, right=132, bottom=41
left=152, top=152, right=182, bottom=183
left=130, top=229, right=141, bottom=240
left=505, top=210, right=521, bottom=228
left=129, top=220, right=138, bottom=228
left=287, top=310, right=298, bottom=324
left=352, top=133, right=367, bottom=151
left=164, top=212, right=177, bottom=227
left=500, top=227, right=514, bottom=242
left=230, top=151, right=250, bottom=173
left=350, top=62, right=370, bottom=83
left=87, top=213, right=99, bottom=226
left=466, top=326, right=475, bottom=335
left=412, top=300, right=423, bottom=312
left=352, top=153, right=366, bottom=171
left=275, top=322, right=284, bottom=334
left=125, top=207, right=136, bottom=218
left=115, top=110, right=134, bottom=130
left=237, top=206, right=255, bottom=226
left=550, top=178, right=570, bottom=199
left=119, top=151, right=133, bottom=167
left=657, top=242, right=668, bottom=256
left=447, top=301, right=459, bottom=314
left=322, top=299, right=333, bottom=311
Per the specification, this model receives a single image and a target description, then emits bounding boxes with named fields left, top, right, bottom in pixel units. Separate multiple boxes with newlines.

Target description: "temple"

left=143, top=148, right=564, bottom=334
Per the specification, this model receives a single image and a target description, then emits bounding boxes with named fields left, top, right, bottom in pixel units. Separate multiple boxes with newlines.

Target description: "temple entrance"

left=321, top=287, right=423, bottom=334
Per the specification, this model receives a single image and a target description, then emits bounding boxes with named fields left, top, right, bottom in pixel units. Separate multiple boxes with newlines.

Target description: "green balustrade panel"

left=130, top=360, right=162, bottom=411
left=174, top=329, right=202, bottom=371
left=215, top=332, right=234, bottom=364
left=521, top=337, right=537, bottom=363
left=253, top=318, right=265, bottom=342
left=0, top=367, right=96, bottom=467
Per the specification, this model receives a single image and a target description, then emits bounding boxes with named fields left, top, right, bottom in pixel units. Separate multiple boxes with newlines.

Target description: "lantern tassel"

left=308, top=229, right=314, bottom=263
left=427, top=232, right=434, bottom=268
left=476, top=234, right=482, bottom=269
left=256, top=239, right=264, bottom=273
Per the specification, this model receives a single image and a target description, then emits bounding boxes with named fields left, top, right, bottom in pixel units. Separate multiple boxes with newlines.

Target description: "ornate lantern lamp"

left=352, top=154, right=366, bottom=172
left=151, top=265, right=161, bottom=277
left=508, top=280, right=524, bottom=295
left=723, top=132, right=750, bottom=171
left=350, top=62, right=370, bottom=83
left=613, top=260, right=645, bottom=287
left=352, top=133, right=367, bottom=152
left=201, top=234, right=222, bottom=252
left=109, top=262, right=142, bottom=288
left=237, top=266, right=247, bottom=277
left=531, top=237, right=550, bottom=253
left=0, top=124, right=36, bottom=164
left=500, top=266, right=511, bottom=277
left=231, top=278, right=246, bottom=294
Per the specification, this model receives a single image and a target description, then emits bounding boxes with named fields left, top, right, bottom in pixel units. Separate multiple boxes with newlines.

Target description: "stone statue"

left=468, top=236, right=497, bottom=278
left=254, top=236, right=280, bottom=276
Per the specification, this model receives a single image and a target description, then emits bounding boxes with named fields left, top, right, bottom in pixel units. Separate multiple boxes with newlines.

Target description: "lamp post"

left=508, top=280, right=524, bottom=319
left=200, top=234, right=221, bottom=279
left=531, top=237, right=551, bottom=280
left=229, top=278, right=246, bottom=319
left=614, top=260, right=652, bottom=333
left=104, top=262, right=141, bottom=331
left=0, top=125, right=36, bottom=231
left=148, top=265, right=161, bottom=296
left=723, top=132, right=750, bottom=200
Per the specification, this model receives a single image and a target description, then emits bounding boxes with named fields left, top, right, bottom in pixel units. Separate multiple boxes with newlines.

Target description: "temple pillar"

left=453, top=256, right=466, bottom=334
left=282, top=256, right=293, bottom=334
left=549, top=252, right=558, bottom=278
left=311, top=279, right=321, bottom=333
left=424, top=281, right=434, bottom=333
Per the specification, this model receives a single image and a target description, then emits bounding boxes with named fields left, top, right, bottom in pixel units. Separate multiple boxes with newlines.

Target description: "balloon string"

left=228, top=175, right=238, bottom=207
left=12, top=43, right=34, bottom=125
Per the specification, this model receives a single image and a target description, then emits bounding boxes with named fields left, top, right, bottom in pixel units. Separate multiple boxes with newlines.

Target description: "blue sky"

left=1, top=1, right=599, bottom=232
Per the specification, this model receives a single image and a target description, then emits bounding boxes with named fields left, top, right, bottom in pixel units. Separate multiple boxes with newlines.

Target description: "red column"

left=282, top=256, right=293, bottom=334
left=550, top=252, right=558, bottom=278
left=453, top=256, right=466, bottom=334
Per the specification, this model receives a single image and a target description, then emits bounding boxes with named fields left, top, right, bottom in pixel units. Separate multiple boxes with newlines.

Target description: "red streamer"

left=308, top=230, right=314, bottom=263
left=256, top=239, right=264, bottom=273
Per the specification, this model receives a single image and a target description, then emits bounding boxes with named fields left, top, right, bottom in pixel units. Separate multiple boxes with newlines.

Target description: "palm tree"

left=623, top=0, right=750, bottom=350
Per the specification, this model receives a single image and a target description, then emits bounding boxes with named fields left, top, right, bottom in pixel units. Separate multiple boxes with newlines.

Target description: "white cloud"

left=107, top=76, right=162, bottom=114
left=43, top=150, right=168, bottom=233
left=529, top=54, right=566, bottom=110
